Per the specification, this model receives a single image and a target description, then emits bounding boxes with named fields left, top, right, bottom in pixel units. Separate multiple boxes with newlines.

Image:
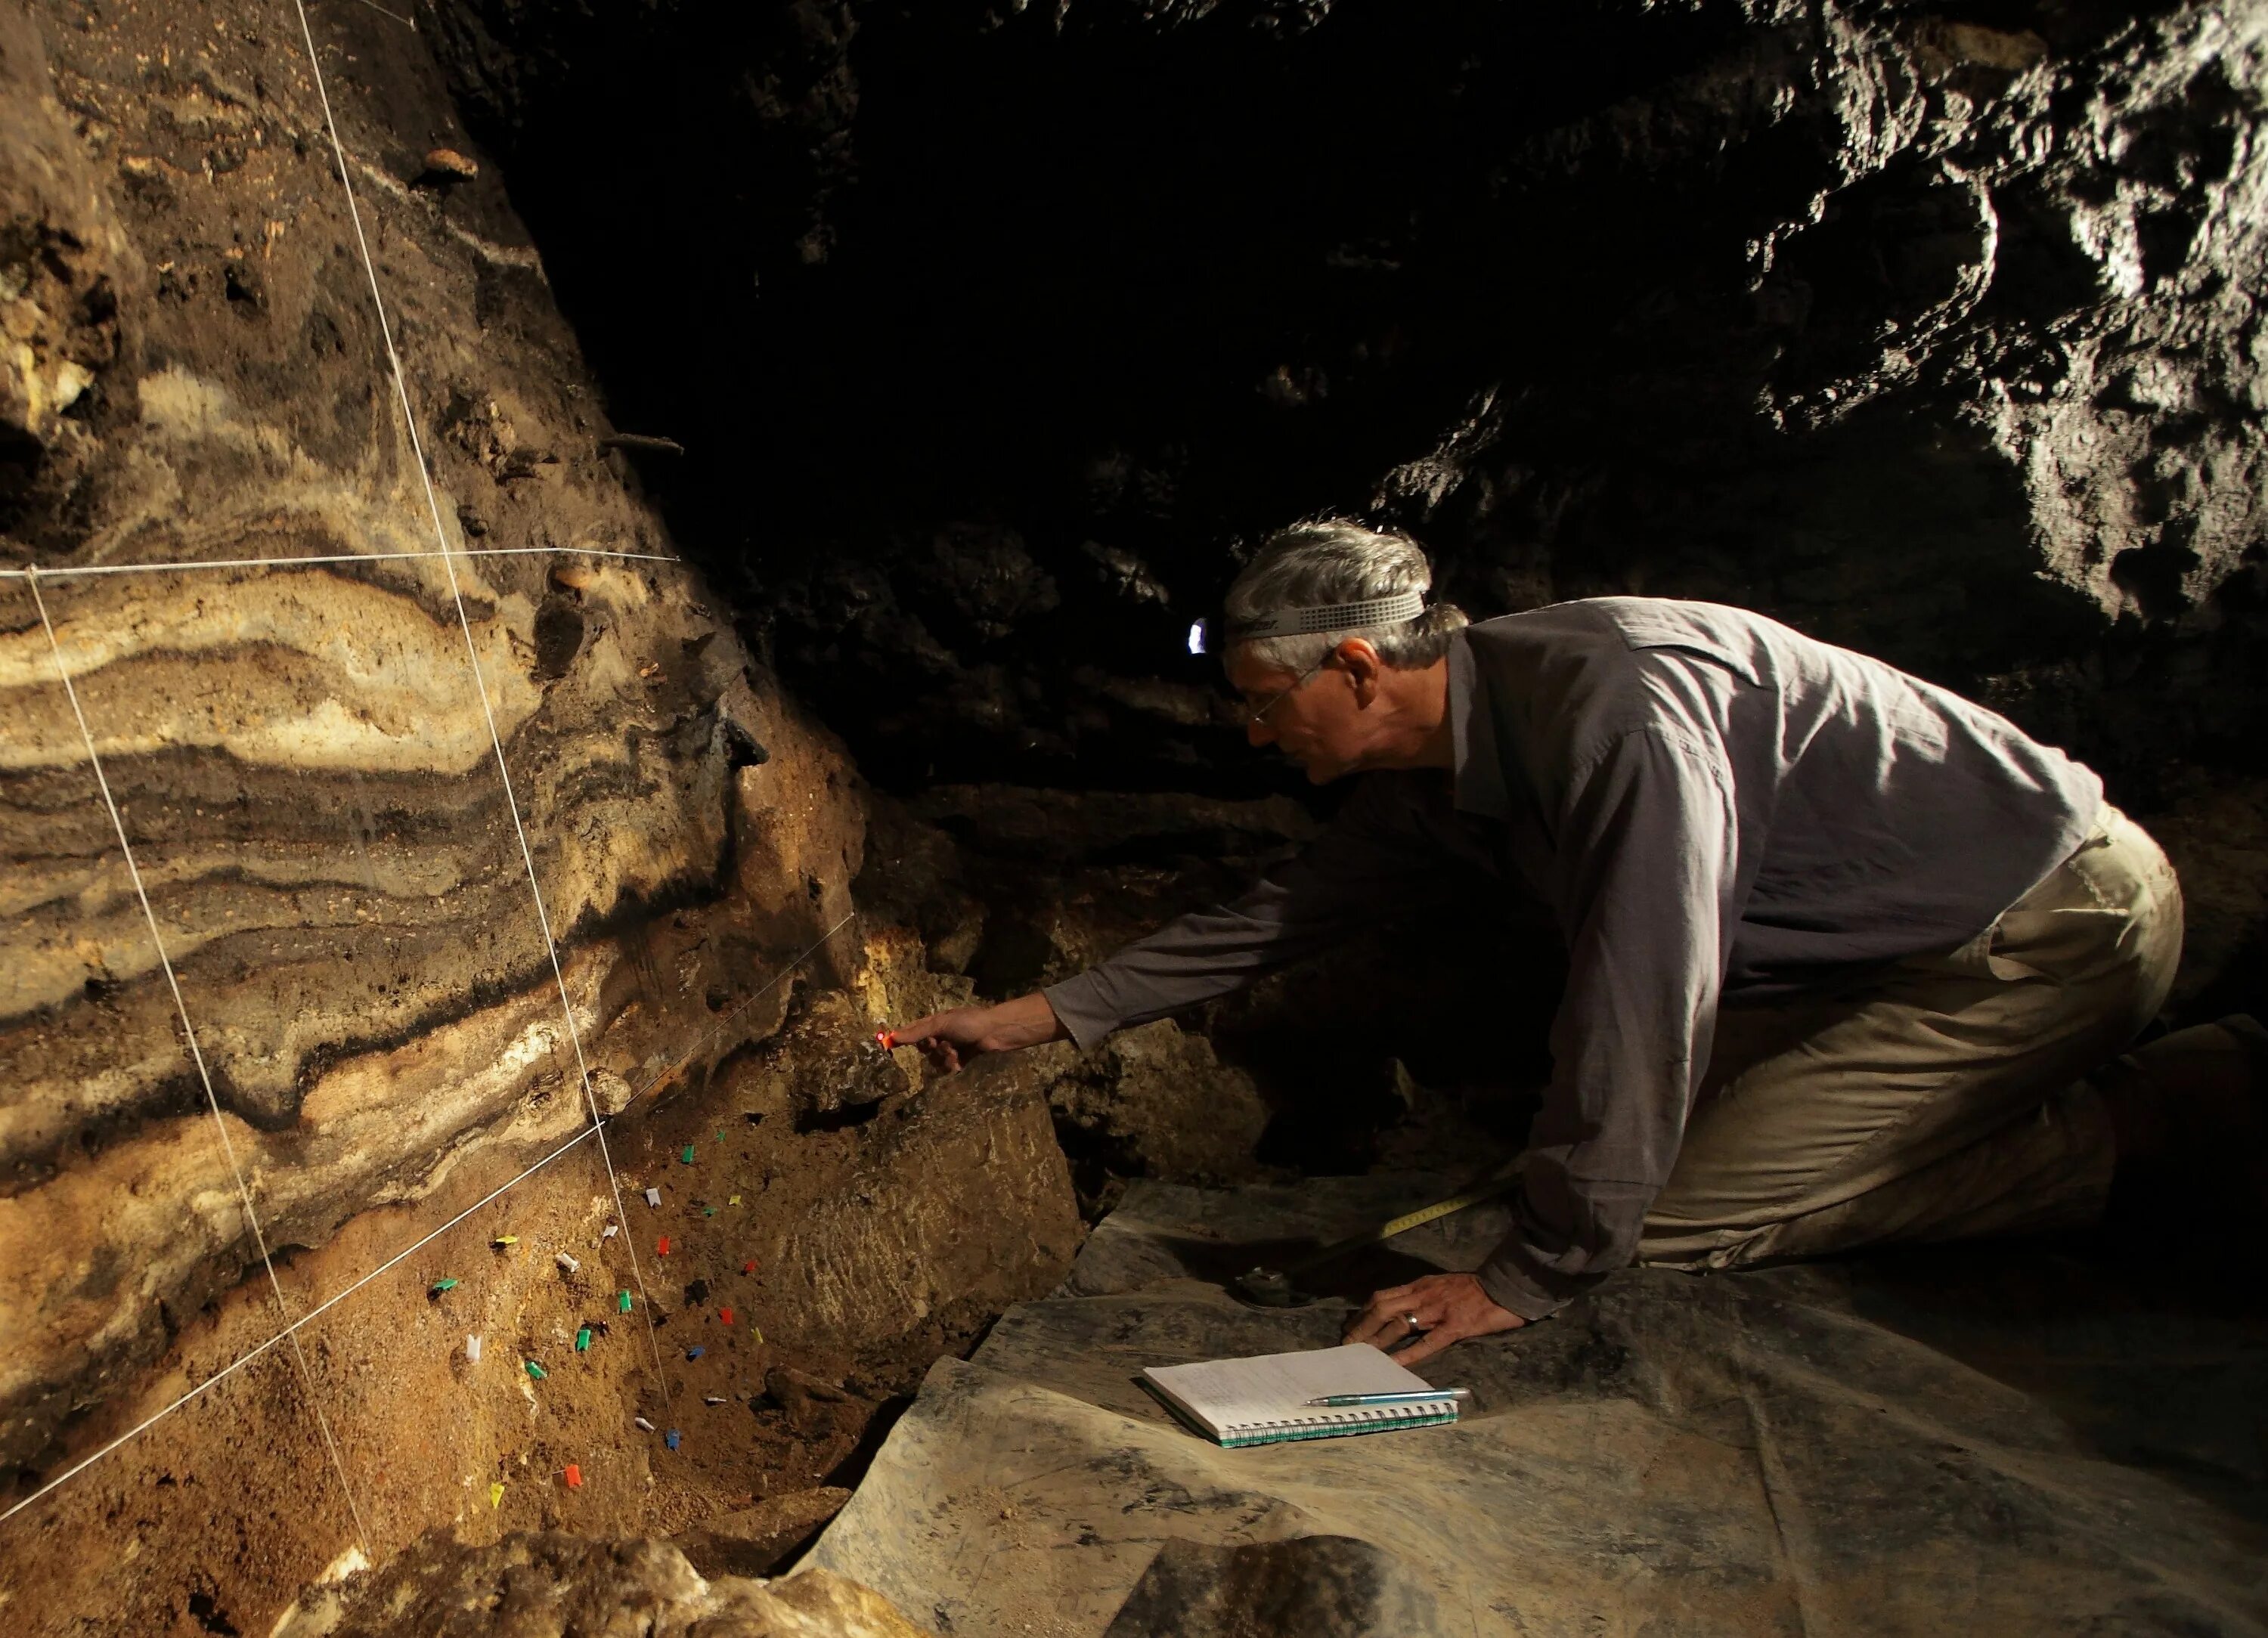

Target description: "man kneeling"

left=893, top=520, right=2265, bottom=1365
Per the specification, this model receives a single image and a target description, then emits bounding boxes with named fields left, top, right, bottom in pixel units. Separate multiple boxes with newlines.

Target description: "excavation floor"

left=804, top=1175, right=2268, bottom=1636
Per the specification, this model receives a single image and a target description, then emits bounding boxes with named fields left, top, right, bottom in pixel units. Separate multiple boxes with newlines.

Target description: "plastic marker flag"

left=665, top=1429, right=682, bottom=1451
left=489, top=1482, right=504, bottom=1509
left=466, top=1334, right=482, bottom=1362
left=1188, top=618, right=1209, bottom=655
left=657, top=1236, right=671, bottom=1256
left=575, top=1327, right=592, bottom=1352
left=564, top=1464, right=583, bottom=1489
left=720, top=1307, right=734, bottom=1327
left=491, top=1235, right=518, bottom=1249
left=686, top=1345, right=705, bottom=1361
left=429, top=1277, right=458, bottom=1296
left=618, top=1290, right=634, bottom=1313
left=644, top=1187, right=662, bottom=1208
left=634, top=1416, right=655, bottom=1432
left=680, top=1145, right=696, bottom=1165
left=556, top=1252, right=580, bottom=1275
left=525, top=1360, right=547, bottom=1380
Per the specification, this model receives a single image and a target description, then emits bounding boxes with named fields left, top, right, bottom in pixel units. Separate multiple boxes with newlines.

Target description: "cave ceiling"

left=424, top=0, right=2268, bottom=801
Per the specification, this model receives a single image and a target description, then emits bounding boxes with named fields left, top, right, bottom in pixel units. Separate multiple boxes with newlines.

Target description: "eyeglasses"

left=1243, top=657, right=1330, bottom=726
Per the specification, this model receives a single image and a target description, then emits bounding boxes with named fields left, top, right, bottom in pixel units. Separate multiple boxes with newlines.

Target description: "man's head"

left=1222, top=519, right=1467, bottom=783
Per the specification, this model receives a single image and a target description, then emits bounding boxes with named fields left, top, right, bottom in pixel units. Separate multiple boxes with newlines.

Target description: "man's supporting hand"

left=1343, top=1271, right=1525, bottom=1367
left=888, top=991, right=1068, bottom=1073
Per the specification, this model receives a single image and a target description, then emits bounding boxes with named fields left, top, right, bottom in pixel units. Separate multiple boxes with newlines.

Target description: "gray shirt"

left=1043, top=599, right=2103, bottom=1319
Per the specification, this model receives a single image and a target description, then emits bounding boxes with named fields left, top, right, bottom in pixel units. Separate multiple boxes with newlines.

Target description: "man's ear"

left=1335, top=638, right=1384, bottom=704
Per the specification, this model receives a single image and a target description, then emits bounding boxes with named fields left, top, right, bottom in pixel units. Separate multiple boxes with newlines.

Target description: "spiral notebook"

left=1141, top=1344, right=1460, bottom=1448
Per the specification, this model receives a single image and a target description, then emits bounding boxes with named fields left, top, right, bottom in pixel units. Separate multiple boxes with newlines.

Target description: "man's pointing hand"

left=887, top=991, right=1067, bottom=1073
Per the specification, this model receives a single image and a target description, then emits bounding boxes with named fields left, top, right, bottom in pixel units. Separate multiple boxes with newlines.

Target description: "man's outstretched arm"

left=891, top=773, right=1461, bottom=1066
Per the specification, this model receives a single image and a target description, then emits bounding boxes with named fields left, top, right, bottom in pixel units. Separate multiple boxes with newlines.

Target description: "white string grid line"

left=0, top=544, right=688, bottom=581
left=23, top=568, right=376, bottom=1558
left=0, top=912, right=854, bottom=1531
left=287, top=0, right=672, bottom=1402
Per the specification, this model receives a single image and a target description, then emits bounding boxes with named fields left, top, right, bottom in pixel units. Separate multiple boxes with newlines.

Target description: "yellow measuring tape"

left=1285, top=1169, right=1525, bottom=1274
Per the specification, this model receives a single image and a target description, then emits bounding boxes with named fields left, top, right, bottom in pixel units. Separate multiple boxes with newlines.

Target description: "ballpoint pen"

left=1303, top=1388, right=1473, bottom=1407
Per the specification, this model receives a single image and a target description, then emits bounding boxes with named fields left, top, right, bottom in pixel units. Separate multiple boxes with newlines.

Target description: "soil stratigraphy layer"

left=0, top=2, right=1079, bottom=1630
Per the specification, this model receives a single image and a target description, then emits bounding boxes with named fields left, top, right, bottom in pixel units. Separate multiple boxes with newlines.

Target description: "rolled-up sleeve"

left=1043, top=776, right=1464, bottom=1049
left=1476, top=724, right=1738, bottom=1321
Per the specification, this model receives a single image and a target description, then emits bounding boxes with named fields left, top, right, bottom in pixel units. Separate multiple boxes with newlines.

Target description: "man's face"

left=1225, top=645, right=1366, bottom=783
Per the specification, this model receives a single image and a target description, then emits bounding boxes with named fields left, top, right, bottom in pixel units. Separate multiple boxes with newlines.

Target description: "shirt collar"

left=1447, top=629, right=1510, bottom=819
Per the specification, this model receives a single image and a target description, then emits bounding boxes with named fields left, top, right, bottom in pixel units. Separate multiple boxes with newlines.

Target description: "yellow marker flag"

left=728, top=1195, right=741, bottom=1206
left=488, top=1481, right=504, bottom=1509
left=750, top=1324, right=764, bottom=1344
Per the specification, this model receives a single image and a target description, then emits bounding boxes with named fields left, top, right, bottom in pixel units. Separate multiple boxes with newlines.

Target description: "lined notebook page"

left=1142, top=1344, right=1455, bottom=1446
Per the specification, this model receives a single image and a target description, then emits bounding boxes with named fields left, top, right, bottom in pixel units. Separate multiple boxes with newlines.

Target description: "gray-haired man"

left=894, top=521, right=2263, bottom=1364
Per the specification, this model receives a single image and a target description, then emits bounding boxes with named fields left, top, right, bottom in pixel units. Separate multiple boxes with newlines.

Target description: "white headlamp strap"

left=1229, top=587, right=1427, bottom=641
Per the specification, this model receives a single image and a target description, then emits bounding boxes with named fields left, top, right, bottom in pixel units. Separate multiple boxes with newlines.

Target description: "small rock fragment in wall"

left=686, top=1345, right=705, bottom=1360
left=657, top=1236, right=671, bottom=1256
left=525, top=1360, right=547, bottom=1380
left=665, top=1429, right=682, bottom=1451
left=634, top=1416, right=655, bottom=1432
left=575, top=1327, right=592, bottom=1352
left=489, top=1481, right=504, bottom=1509
left=563, top=1463, right=582, bottom=1489
left=556, top=1252, right=581, bottom=1276
left=422, top=147, right=479, bottom=181
left=618, top=1290, right=634, bottom=1313
left=680, top=1145, right=696, bottom=1165
left=466, top=1334, right=482, bottom=1362
left=428, top=1278, right=458, bottom=1299
left=644, top=1187, right=662, bottom=1208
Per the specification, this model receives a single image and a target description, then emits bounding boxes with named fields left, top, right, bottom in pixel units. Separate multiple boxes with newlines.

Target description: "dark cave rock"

left=420, top=0, right=2267, bottom=806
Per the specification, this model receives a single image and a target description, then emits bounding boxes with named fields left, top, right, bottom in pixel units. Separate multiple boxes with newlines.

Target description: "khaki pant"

left=1640, top=806, right=2183, bottom=1270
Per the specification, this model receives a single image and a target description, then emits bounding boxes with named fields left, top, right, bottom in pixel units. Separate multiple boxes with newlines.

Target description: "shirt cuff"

left=1040, top=972, right=1120, bottom=1052
left=1476, top=1221, right=1613, bottom=1322
left=1473, top=1258, right=1573, bottom=1323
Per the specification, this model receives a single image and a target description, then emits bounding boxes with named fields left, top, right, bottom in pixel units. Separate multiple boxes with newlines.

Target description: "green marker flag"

left=525, top=1360, right=547, bottom=1380
left=618, top=1290, right=634, bottom=1313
